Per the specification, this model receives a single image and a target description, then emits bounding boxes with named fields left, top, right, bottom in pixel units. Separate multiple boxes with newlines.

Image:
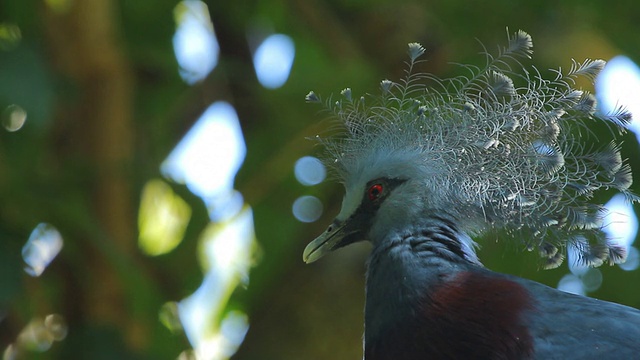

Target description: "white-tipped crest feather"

left=308, top=30, right=637, bottom=268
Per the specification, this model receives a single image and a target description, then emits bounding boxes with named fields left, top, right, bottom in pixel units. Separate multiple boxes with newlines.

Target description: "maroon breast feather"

left=366, top=271, right=536, bottom=360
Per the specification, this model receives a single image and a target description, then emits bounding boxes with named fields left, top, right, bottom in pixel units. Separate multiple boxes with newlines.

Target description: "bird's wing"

left=511, top=276, right=640, bottom=359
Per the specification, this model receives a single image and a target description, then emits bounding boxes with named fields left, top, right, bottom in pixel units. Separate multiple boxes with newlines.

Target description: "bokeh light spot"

left=557, top=274, right=585, bottom=296
left=163, top=98, right=252, bottom=357
left=162, top=101, right=246, bottom=221
left=173, top=1, right=219, bottom=84
left=253, top=34, right=295, bottom=89
left=620, top=246, right=640, bottom=271
left=0, top=23, right=21, bottom=50
left=218, top=311, right=249, bottom=356
left=2, top=104, right=27, bottom=132
left=603, top=193, right=639, bottom=271
left=43, top=314, right=68, bottom=341
left=22, top=223, right=63, bottom=277
left=566, top=237, right=590, bottom=277
left=596, top=56, right=640, bottom=137
left=138, top=179, right=192, bottom=256
left=179, top=208, right=254, bottom=360
left=15, top=314, right=67, bottom=353
left=160, top=302, right=183, bottom=333
left=294, top=156, right=326, bottom=186
left=177, top=350, right=198, bottom=360
left=292, top=196, right=323, bottom=223
left=603, top=194, right=639, bottom=246
left=560, top=193, right=639, bottom=294
left=580, top=268, right=603, bottom=293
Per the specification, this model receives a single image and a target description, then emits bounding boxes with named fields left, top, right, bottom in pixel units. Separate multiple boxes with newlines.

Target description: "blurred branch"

left=44, top=0, right=135, bottom=249
left=42, top=0, right=144, bottom=348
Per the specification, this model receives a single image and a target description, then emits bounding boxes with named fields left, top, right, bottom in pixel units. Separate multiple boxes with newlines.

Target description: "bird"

left=302, top=30, right=640, bottom=359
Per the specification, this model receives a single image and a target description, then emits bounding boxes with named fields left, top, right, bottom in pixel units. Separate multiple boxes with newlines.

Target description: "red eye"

left=368, top=184, right=384, bottom=201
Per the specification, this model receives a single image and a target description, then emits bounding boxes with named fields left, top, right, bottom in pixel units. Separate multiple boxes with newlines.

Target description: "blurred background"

left=1, top=0, right=640, bottom=359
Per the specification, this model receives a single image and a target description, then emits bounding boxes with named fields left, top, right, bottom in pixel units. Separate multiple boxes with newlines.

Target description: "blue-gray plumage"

left=303, top=30, right=640, bottom=359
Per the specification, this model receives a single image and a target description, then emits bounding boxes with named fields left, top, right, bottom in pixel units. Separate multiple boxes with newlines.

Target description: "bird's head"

left=302, top=176, right=406, bottom=263
left=302, top=31, right=636, bottom=267
left=302, top=144, right=460, bottom=263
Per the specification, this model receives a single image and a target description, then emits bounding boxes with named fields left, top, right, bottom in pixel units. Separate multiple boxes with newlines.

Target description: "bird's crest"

left=306, top=30, right=637, bottom=269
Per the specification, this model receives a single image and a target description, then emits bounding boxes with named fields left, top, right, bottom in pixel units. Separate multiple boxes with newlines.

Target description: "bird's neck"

left=364, top=217, right=477, bottom=345
left=363, top=217, right=534, bottom=359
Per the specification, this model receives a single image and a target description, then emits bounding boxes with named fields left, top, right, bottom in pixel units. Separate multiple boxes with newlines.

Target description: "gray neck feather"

left=364, top=216, right=482, bottom=342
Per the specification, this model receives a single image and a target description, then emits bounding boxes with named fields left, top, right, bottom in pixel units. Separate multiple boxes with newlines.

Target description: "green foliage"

left=0, top=0, right=639, bottom=359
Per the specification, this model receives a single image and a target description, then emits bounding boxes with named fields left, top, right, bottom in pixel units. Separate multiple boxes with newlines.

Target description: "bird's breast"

left=365, top=264, right=537, bottom=360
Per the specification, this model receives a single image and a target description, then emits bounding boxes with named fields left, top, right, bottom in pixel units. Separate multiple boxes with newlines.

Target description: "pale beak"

left=303, top=220, right=358, bottom=263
